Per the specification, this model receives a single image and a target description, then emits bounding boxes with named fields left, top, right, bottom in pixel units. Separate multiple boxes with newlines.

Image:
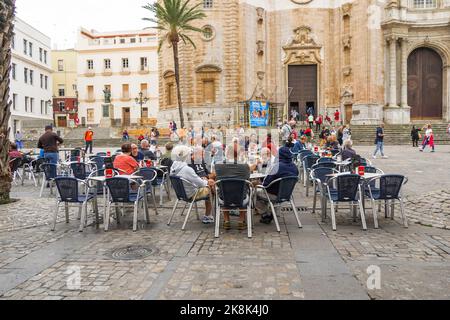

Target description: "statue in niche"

left=103, top=87, right=111, bottom=104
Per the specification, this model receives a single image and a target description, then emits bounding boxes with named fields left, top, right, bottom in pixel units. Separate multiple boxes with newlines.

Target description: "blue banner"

left=249, top=101, right=269, bottom=127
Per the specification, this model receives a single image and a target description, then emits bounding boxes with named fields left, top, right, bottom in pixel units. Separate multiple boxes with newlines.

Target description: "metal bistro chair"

left=323, top=174, right=367, bottom=231
left=365, top=174, right=408, bottom=229
left=168, top=176, right=211, bottom=231
left=317, top=157, right=336, bottom=164
left=21, top=157, right=47, bottom=186
left=297, top=150, right=313, bottom=180
left=52, top=177, right=99, bottom=232
left=215, top=179, right=253, bottom=238
left=70, top=162, right=92, bottom=180
left=105, top=177, right=149, bottom=232
left=255, top=176, right=302, bottom=233
left=89, top=156, right=105, bottom=172
left=96, top=152, right=107, bottom=157
left=9, top=158, right=23, bottom=185
left=151, top=167, right=171, bottom=206
left=310, top=167, right=340, bottom=216
left=302, top=155, right=320, bottom=188
left=136, top=168, right=159, bottom=215
left=39, top=163, right=59, bottom=198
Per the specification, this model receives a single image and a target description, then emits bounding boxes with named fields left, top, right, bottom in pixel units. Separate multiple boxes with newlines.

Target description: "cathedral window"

left=203, top=0, right=213, bottom=9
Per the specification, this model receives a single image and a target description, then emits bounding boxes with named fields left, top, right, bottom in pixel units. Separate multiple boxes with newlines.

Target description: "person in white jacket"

left=170, top=145, right=215, bottom=224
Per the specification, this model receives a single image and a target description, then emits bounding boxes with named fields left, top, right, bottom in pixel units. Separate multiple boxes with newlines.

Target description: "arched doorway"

left=408, top=47, right=443, bottom=120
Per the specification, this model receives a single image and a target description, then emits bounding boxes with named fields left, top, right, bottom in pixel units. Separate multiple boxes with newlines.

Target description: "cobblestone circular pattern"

left=106, top=245, right=160, bottom=261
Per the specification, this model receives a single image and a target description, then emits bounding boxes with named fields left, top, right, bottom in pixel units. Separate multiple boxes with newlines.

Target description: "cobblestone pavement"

left=0, top=145, right=449, bottom=300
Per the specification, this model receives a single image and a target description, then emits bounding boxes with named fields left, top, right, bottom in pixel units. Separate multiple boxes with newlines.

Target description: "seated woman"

left=341, top=140, right=357, bottom=161
left=325, top=134, right=339, bottom=150
left=113, top=143, right=139, bottom=175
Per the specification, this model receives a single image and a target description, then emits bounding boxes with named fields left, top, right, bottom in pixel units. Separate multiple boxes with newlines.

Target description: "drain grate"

left=107, top=245, right=159, bottom=261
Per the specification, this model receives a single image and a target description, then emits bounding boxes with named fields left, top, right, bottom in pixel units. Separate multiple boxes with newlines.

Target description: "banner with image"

left=249, top=101, right=269, bottom=127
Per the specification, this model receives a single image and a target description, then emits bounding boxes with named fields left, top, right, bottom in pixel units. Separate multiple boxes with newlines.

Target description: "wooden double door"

left=288, top=65, right=318, bottom=120
left=408, top=47, right=443, bottom=120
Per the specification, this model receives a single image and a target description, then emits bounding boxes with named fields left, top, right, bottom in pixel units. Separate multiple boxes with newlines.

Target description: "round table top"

left=250, top=173, right=267, bottom=180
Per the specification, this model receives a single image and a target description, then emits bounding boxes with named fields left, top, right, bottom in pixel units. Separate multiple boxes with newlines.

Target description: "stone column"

left=388, top=36, right=398, bottom=107
left=400, top=37, right=409, bottom=108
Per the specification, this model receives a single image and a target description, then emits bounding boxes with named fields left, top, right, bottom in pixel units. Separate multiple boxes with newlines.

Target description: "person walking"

left=280, top=121, right=292, bottom=146
left=334, top=109, right=340, bottom=126
left=308, top=113, right=314, bottom=129
left=122, top=130, right=129, bottom=142
left=373, top=123, right=388, bottom=159
left=420, top=124, right=435, bottom=153
left=14, top=130, right=24, bottom=150
left=315, top=114, right=323, bottom=132
left=37, top=125, right=64, bottom=164
left=411, top=125, right=421, bottom=148
left=84, top=127, right=94, bottom=154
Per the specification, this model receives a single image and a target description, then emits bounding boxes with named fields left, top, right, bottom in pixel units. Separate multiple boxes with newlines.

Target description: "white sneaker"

left=202, top=215, right=215, bottom=224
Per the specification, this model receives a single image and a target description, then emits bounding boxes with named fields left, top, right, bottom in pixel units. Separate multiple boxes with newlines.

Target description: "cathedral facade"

left=158, top=0, right=450, bottom=127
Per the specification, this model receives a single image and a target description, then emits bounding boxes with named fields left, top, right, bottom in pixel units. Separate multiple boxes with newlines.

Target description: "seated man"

left=289, top=135, right=305, bottom=154
left=170, top=145, right=215, bottom=224
left=189, top=146, right=212, bottom=179
left=214, top=144, right=255, bottom=231
left=341, top=140, right=357, bottom=161
left=256, top=147, right=299, bottom=224
left=113, top=143, right=139, bottom=175
left=131, top=143, right=144, bottom=162
left=139, top=140, right=157, bottom=160
left=259, top=147, right=275, bottom=175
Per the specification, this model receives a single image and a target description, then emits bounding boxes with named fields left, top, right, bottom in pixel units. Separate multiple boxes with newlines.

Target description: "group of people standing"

left=411, top=124, right=436, bottom=153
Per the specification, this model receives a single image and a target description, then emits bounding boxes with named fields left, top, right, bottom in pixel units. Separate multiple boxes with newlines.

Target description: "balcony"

left=85, top=69, right=95, bottom=77
left=138, top=65, right=149, bottom=74
left=120, top=67, right=131, bottom=75
left=102, top=67, right=112, bottom=76
left=408, top=0, right=450, bottom=9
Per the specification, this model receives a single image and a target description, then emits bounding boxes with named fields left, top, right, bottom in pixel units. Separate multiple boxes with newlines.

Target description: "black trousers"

left=85, top=141, right=93, bottom=154
left=412, top=139, right=419, bottom=147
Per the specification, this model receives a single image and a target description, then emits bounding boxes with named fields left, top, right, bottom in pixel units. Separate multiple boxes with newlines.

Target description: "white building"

left=75, top=28, right=159, bottom=127
left=10, top=17, right=53, bottom=139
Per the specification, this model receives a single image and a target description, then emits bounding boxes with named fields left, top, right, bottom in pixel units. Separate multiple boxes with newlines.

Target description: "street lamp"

left=135, top=91, right=149, bottom=125
left=47, top=97, right=54, bottom=126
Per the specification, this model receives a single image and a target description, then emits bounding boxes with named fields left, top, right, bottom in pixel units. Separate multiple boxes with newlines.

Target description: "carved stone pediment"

left=283, top=25, right=322, bottom=65
left=195, top=64, right=222, bottom=73
left=342, top=3, right=352, bottom=17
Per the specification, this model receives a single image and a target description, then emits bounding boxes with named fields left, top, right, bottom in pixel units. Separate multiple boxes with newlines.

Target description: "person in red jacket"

left=315, top=114, right=323, bottom=132
left=84, top=127, right=94, bottom=154
left=334, top=110, right=340, bottom=125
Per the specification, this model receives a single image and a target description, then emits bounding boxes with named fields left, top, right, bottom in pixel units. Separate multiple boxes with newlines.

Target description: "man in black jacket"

left=37, top=125, right=63, bottom=164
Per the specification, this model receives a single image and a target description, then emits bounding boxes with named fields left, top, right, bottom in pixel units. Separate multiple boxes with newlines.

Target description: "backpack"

left=155, top=129, right=160, bottom=138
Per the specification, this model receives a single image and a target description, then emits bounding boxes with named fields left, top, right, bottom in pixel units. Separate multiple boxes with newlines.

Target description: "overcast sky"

left=16, top=0, right=156, bottom=49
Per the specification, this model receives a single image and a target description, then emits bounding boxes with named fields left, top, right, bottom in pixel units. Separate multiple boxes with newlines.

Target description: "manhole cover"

left=107, top=245, right=159, bottom=261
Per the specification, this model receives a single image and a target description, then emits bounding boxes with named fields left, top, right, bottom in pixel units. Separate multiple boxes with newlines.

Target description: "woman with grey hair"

left=170, top=145, right=215, bottom=224
left=341, top=140, right=357, bottom=161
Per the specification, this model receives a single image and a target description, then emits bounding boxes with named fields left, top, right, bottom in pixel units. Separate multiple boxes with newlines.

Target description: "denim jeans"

left=15, top=140, right=23, bottom=150
left=85, top=141, right=93, bottom=154
left=44, top=152, right=59, bottom=165
left=373, top=141, right=384, bottom=157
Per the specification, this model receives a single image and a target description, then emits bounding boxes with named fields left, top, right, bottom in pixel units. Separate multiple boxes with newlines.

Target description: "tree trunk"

left=172, top=40, right=185, bottom=128
left=0, top=0, right=16, bottom=204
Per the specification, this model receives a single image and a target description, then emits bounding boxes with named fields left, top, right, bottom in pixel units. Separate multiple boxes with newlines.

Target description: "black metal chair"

left=302, top=155, right=320, bottom=188
left=215, top=179, right=253, bottom=238
left=105, top=177, right=149, bottom=232
left=52, top=177, right=98, bottom=232
left=70, top=162, right=91, bottom=180
left=255, top=176, right=302, bottom=233
left=136, top=168, right=159, bottom=215
left=9, top=157, right=23, bottom=185
left=310, top=167, right=340, bottom=216
left=89, top=156, right=105, bottom=171
left=365, top=175, right=408, bottom=229
left=317, top=157, right=336, bottom=164
left=311, top=162, right=337, bottom=171
left=39, top=163, right=59, bottom=198
left=96, top=152, right=107, bottom=157
left=168, top=176, right=211, bottom=231
left=297, top=150, right=313, bottom=179
left=323, top=174, right=367, bottom=231
left=151, top=167, right=171, bottom=206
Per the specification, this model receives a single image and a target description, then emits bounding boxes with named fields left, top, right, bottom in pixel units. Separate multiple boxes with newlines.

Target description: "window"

left=87, top=60, right=94, bottom=70
left=167, top=83, right=174, bottom=105
left=87, top=109, right=95, bottom=122
left=46, top=101, right=50, bottom=114
left=140, top=57, right=147, bottom=70
left=44, top=50, right=47, bottom=64
left=12, top=94, right=17, bottom=110
left=44, top=76, right=48, bottom=89
left=411, top=0, right=437, bottom=8
left=40, top=74, right=43, bottom=88
left=39, top=48, right=43, bottom=62
left=58, top=101, right=65, bottom=111
left=12, top=63, right=16, bottom=80
left=120, top=38, right=125, bottom=44
left=140, top=83, right=148, bottom=97
left=58, top=60, right=64, bottom=71
left=29, top=70, right=34, bottom=85
left=29, top=42, right=33, bottom=57
left=203, top=80, right=215, bottom=103
left=130, top=38, right=136, bottom=43
left=104, top=59, right=111, bottom=69
left=25, top=97, right=29, bottom=112
left=73, top=84, right=77, bottom=91
left=24, top=68, right=28, bottom=84
left=87, top=85, right=94, bottom=100
left=202, top=26, right=214, bottom=40
left=58, top=84, right=65, bottom=97
left=122, top=58, right=129, bottom=68
left=30, top=98, right=34, bottom=112
left=11, top=33, right=15, bottom=49
left=23, top=39, right=27, bottom=54
left=102, top=105, right=110, bottom=117
left=122, top=84, right=129, bottom=99
left=203, top=0, right=213, bottom=8
left=40, top=100, right=44, bottom=114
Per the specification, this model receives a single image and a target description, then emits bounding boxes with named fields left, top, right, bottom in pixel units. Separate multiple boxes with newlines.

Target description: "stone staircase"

left=350, top=123, right=450, bottom=145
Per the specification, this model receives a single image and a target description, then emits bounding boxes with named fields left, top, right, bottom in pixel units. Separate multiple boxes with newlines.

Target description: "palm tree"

left=143, top=0, right=206, bottom=129
left=0, top=0, right=15, bottom=204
